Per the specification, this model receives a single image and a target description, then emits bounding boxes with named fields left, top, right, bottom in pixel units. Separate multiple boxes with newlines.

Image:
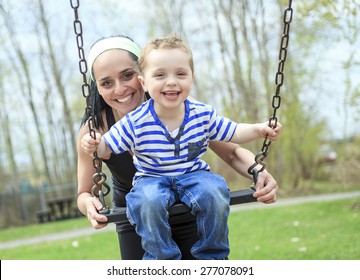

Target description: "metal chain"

left=70, top=0, right=110, bottom=211
left=248, top=0, right=293, bottom=180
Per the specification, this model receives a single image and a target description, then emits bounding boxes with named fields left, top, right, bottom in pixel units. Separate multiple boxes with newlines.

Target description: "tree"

left=1, top=4, right=53, bottom=185
left=0, top=73, right=19, bottom=189
left=0, top=1, right=78, bottom=186
left=36, top=0, right=77, bottom=182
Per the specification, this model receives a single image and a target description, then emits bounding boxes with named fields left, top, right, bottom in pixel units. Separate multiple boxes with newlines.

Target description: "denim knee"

left=188, top=171, right=230, bottom=212
left=126, top=176, right=173, bottom=225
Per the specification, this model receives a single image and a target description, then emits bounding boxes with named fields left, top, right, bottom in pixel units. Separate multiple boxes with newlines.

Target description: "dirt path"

left=1, top=191, right=359, bottom=250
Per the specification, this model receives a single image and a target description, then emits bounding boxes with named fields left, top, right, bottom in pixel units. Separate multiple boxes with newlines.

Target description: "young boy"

left=82, top=35, right=282, bottom=259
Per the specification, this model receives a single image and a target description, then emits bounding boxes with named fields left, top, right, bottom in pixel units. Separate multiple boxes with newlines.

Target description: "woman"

left=77, top=35, right=279, bottom=260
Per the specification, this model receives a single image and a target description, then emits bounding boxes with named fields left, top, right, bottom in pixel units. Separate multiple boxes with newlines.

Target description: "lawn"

left=229, top=197, right=360, bottom=259
left=0, top=197, right=359, bottom=260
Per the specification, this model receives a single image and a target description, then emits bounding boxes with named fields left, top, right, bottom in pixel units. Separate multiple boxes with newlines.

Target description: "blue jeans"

left=126, top=170, right=230, bottom=260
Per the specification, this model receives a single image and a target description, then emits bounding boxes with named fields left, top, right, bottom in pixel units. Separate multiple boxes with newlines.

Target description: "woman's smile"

left=116, top=92, right=135, bottom=104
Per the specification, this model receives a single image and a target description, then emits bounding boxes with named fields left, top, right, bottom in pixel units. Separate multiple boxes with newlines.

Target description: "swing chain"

left=248, top=0, right=293, bottom=178
left=70, top=0, right=110, bottom=212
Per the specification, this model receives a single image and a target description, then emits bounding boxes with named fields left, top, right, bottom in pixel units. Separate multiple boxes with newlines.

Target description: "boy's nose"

left=166, top=76, right=177, bottom=86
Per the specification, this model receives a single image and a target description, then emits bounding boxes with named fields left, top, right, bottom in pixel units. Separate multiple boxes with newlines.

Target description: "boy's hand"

left=259, top=121, right=282, bottom=141
left=81, top=132, right=102, bottom=155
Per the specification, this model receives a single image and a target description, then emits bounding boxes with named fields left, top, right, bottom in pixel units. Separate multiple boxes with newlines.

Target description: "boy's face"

left=138, top=48, right=194, bottom=110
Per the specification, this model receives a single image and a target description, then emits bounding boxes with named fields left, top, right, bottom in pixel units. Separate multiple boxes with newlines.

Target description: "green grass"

left=1, top=197, right=359, bottom=260
left=1, top=231, right=120, bottom=260
left=229, top=198, right=360, bottom=259
left=0, top=217, right=90, bottom=242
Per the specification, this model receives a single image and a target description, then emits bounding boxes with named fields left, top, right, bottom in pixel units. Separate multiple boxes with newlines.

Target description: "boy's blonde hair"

left=139, top=34, right=194, bottom=74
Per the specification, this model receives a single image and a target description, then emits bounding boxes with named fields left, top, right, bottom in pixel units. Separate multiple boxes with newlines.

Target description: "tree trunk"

left=1, top=7, right=52, bottom=185
left=38, top=0, right=77, bottom=182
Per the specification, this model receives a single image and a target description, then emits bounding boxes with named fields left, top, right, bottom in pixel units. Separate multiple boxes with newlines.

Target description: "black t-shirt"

left=102, top=106, right=137, bottom=207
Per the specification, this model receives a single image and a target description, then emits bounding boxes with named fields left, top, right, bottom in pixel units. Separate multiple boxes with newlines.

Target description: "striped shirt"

left=102, top=98, right=237, bottom=178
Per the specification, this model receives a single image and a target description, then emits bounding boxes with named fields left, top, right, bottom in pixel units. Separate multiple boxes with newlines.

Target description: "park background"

left=0, top=0, right=359, bottom=260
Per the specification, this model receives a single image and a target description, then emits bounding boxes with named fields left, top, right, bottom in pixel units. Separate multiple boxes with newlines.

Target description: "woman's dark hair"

left=80, top=79, right=107, bottom=128
left=80, top=35, right=139, bottom=129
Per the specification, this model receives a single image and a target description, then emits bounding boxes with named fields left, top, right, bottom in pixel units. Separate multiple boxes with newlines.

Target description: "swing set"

left=70, top=0, right=293, bottom=223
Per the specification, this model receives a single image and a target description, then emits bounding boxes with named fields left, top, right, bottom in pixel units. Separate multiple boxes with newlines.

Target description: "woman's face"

left=93, top=49, right=144, bottom=118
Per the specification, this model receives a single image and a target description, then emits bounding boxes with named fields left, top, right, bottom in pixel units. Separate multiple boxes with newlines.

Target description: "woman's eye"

left=122, top=72, right=135, bottom=81
left=101, top=80, right=112, bottom=87
left=103, top=81, right=112, bottom=87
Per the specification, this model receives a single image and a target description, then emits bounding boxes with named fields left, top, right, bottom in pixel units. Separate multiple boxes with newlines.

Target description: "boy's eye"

left=177, top=72, right=189, bottom=78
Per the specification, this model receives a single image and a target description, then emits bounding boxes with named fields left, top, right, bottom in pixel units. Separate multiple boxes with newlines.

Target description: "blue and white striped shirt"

left=102, top=98, right=237, bottom=178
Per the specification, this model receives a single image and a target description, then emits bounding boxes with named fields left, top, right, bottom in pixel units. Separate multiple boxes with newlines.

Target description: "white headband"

left=88, top=37, right=141, bottom=81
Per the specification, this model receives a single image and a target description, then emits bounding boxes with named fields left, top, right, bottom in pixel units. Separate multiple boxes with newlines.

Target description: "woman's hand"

left=83, top=195, right=109, bottom=229
left=253, top=171, right=279, bottom=204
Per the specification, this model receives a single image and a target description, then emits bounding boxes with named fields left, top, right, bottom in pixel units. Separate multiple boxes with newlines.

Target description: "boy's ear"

left=138, top=75, right=148, bottom=92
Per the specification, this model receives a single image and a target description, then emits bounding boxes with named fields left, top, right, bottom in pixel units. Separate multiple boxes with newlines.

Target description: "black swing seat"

left=101, top=187, right=256, bottom=224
